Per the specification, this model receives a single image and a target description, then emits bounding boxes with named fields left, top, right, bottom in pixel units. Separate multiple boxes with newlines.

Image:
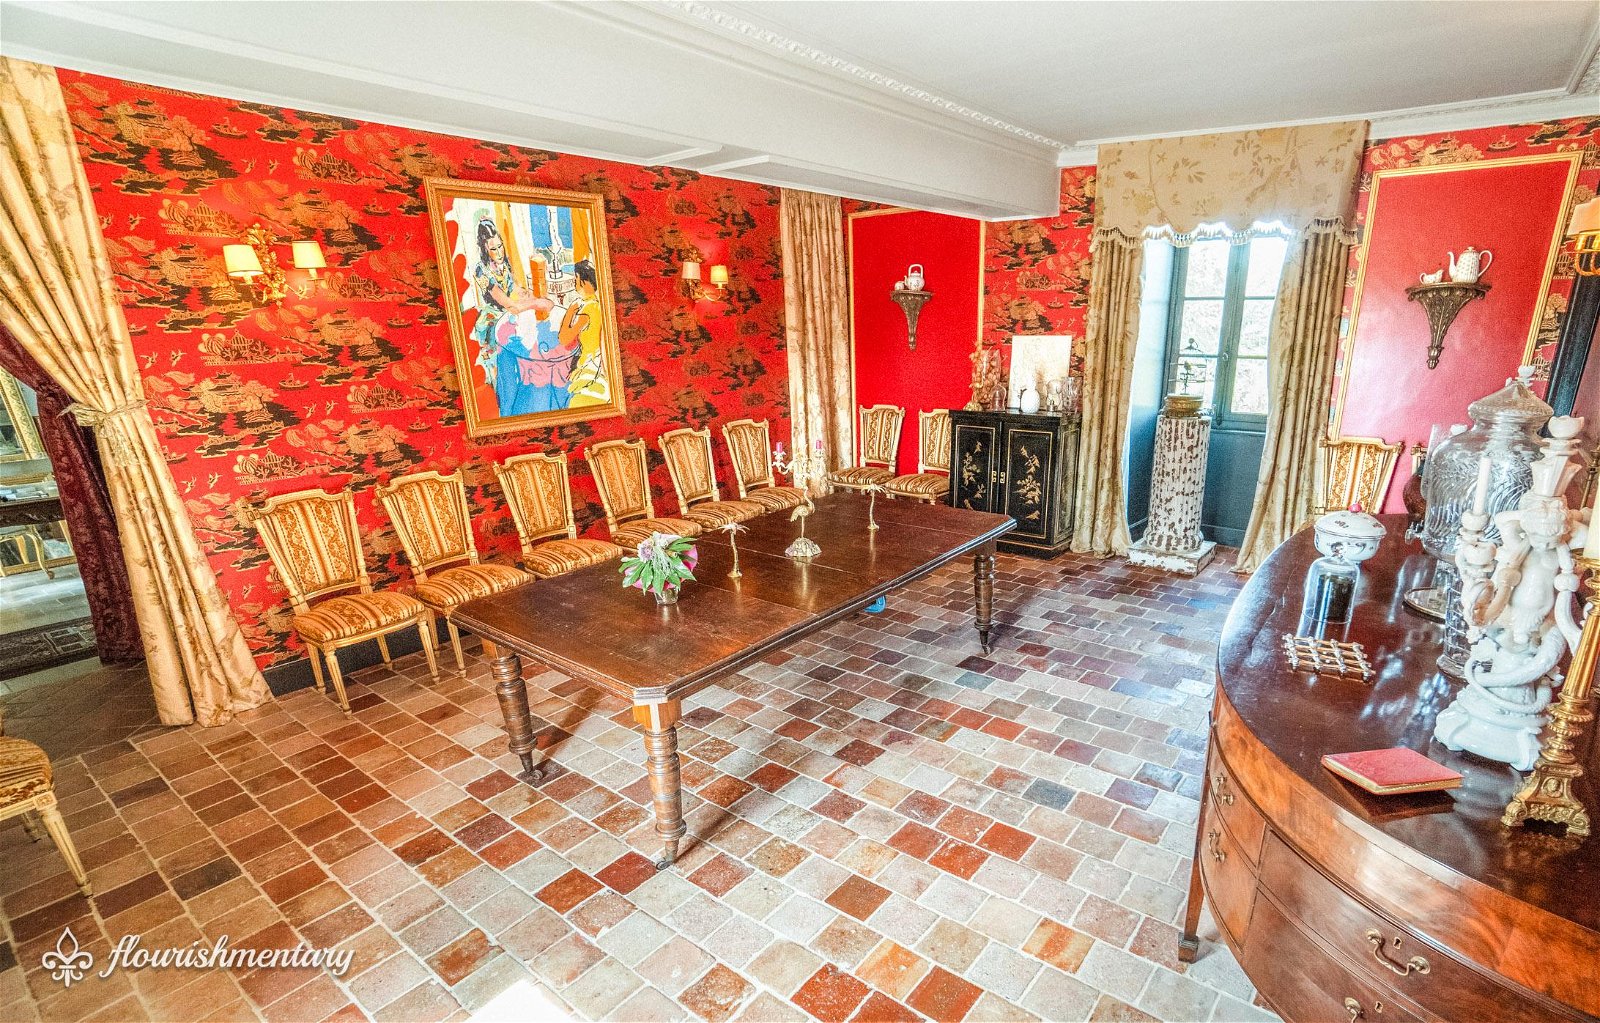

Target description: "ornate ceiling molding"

left=662, top=0, right=1067, bottom=151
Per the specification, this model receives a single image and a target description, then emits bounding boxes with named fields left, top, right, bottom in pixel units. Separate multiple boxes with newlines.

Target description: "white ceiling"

left=3, top=0, right=1597, bottom=220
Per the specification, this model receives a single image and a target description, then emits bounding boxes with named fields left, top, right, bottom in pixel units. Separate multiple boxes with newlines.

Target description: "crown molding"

left=657, top=0, right=1068, bottom=152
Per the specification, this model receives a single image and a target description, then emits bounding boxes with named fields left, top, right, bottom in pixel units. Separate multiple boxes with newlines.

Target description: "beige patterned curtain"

left=780, top=189, right=853, bottom=492
left=1096, top=122, right=1369, bottom=244
left=1071, top=239, right=1142, bottom=555
left=0, top=58, right=270, bottom=726
left=1235, top=230, right=1352, bottom=572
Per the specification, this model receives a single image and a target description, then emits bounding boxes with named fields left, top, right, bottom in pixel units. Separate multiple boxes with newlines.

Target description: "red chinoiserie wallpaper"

left=60, top=70, right=790, bottom=669
left=1337, top=116, right=1600, bottom=511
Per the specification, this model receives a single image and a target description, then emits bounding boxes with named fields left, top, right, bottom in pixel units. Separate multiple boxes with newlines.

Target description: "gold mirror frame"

left=0, top=369, right=44, bottom=463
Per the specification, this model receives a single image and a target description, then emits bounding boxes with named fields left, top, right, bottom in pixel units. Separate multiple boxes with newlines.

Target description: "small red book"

left=1321, top=748, right=1462, bottom=796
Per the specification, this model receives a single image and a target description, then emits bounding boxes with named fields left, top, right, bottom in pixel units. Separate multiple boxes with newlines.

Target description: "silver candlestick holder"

left=773, top=443, right=825, bottom=559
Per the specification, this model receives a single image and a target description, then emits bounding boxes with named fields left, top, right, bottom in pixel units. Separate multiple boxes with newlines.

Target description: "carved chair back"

left=375, top=470, right=480, bottom=581
left=722, top=418, right=778, bottom=497
left=918, top=410, right=953, bottom=474
left=859, top=404, right=906, bottom=470
left=1317, top=436, right=1403, bottom=515
left=495, top=452, right=580, bottom=556
left=586, top=438, right=657, bottom=531
left=253, top=489, right=371, bottom=613
left=660, top=428, right=724, bottom=513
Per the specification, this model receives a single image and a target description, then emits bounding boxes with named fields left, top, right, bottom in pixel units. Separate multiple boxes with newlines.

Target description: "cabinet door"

left=951, top=422, right=998, bottom=512
left=1001, top=425, right=1057, bottom=543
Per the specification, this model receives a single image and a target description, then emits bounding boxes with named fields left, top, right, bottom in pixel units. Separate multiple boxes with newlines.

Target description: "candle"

left=775, top=441, right=784, bottom=458
left=1585, top=483, right=1600, bottom=561
left=814, top=439, right=822, bottom=452
left=1471, top=456, right=1492, bottom=516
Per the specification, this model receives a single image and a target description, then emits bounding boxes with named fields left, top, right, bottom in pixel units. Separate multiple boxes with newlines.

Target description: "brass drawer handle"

left=1213, top=772, right=1236, bottom=806
left=1206, top=828, right=1225, bottom=864
left=1343, top=996, right=1385, bottom=1021
left=1365, top=929, right=1430, bottom=976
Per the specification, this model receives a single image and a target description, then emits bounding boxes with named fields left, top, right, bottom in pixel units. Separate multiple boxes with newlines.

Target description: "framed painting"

left=425, top=177, right=626, bottom=437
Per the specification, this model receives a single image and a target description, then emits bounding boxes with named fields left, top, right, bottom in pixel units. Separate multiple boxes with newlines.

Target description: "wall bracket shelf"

left=1405, top=280, right=1490, bottom=369
left=889, top=289, right=932, bottom=350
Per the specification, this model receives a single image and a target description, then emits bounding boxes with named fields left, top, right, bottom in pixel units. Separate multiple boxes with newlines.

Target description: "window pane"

left=1230, top=358, right=1270, bottom=416
left=1184, top=240, right=1230, bottom=297
left=1173, top=356, right=1218, bottom=409
left=1239, top=300, right=1274, bottom=356
left=1179, top=299, right=1224, bottom=355
left=1245, top=236, right=1289, bottom=296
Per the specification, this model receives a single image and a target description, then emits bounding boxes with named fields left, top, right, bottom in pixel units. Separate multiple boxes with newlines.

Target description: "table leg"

left=1178, top=771, right=1210, bottom=963
left=973, top=543, right=997, bottom=653
left=633, top=699, right=686, bottom=869
left=491, top=647, right=544, bottom=782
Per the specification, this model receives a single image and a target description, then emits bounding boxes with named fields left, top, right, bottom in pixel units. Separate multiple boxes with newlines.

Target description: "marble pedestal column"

left=1129, top=411, right=1216, bottom=575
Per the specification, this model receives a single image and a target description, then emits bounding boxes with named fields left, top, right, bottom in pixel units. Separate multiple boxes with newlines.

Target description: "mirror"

left=0, top=369, right=44, bottom=463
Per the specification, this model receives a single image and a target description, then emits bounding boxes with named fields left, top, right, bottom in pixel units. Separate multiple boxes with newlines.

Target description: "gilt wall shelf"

left=889, top=289, right=932, bottom=350
left=1405, top=280, right=1490, bottom=369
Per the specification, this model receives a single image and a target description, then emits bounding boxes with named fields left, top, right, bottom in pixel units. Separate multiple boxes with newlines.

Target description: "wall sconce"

left=680, top=259, right=729, bottom=301
left=223, top=223, right=327, bottom=304
left=1569, top=197, right=1600, bottom=277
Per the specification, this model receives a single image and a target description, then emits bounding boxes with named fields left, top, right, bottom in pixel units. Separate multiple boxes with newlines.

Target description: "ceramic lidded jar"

left=1314, top=509, right=1387, bottom=566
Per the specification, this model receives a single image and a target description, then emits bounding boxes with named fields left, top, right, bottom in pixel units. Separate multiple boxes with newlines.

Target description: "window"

left=1163, top=235, right=1289, bottom=427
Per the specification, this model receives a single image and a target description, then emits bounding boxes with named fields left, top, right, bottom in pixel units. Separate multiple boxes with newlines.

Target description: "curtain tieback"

left=63, top=399, right=147, bottom=463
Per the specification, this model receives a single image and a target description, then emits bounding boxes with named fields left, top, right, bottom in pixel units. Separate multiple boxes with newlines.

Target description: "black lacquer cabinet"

left=948, top=410, right=1078, bottom=556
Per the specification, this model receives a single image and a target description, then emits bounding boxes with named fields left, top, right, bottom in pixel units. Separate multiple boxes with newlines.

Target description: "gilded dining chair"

left=376, top=470, right=532, bottom=673
left=659, top=427, right=764, bottom=528
left=0, top=708, right=90, bottom=896
left=586, top=438, right=703, bottom=549
left=721, top=419, right=806, bottom=512
left=828, top=404, right=905, bottom=491
left=885, top=409, right=952, bottom=504
left=253, top=488, right=440, bottom=711
left=1315, top=436, right=1404, bottom=516
left=494, top=452, right=625, bottom=578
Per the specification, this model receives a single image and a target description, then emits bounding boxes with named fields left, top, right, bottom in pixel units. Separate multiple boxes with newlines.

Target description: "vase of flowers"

left=620, top=532, right=698, bottom=605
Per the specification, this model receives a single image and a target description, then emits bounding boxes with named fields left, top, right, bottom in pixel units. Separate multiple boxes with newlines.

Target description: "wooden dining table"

left=453, top=492, right=1014, bottom=866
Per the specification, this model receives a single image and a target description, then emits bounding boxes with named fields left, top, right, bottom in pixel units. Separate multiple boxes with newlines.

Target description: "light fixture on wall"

left=1570, top=197, right=1600, bottom=277
left=223, top=224, right=327, bottom=304
left=680, top=259, right=729, bottom=300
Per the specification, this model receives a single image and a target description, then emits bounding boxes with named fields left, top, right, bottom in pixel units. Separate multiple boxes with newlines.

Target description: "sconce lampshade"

left=1568, top=197, right=1600, bottom=237
left=292, top=240, right=327, bottom=274
left=223, top=243, right=263, bottom=278
left=709, top=264, right=729, bottom=288
left=681, top=260, right=702, bottom=281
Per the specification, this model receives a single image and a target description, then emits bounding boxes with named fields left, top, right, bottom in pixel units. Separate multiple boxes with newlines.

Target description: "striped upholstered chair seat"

left=292, top=591, right=430, bottom=645
left=830, top=465, right=896, bottom=489
left=885, top=472, right=949, bottom=501
left=739, top=485, right=807, bottom=512
left=522, top=537, right=626, bottom=579
left=412, top=563, right=531, bottom=612
left=613, top=516, right=701, bottom=550
left=681, top=500, right=764, bottom=529
left=0, top=738, right=51, bottom=805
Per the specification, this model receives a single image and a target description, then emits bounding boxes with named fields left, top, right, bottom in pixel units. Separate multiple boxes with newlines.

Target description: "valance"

left=1095, top=121, right=1368, bottom=246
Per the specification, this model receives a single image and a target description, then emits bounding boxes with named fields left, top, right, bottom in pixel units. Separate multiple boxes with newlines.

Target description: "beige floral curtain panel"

left=0, top=57, right=271, bottom=725
left=780, top=189, right=853, bottom=491
left=1071, top=240, right=1142, bottom=556
left=1096, top=122, right=1369, bottom=243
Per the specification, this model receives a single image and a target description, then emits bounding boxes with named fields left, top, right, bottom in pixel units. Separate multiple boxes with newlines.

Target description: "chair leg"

left=35, top=794, right=90, bottom=896
left=19, top=811, right=42, bottom=842
left=418, top=617, right=441, bottom=681
left=377, top=635, right=393, bottom=667
left=322, top=646, right=351, bottom=713
left=307, top=647, right=327, bottom=693
left=445, top=620, right=467, bottom=674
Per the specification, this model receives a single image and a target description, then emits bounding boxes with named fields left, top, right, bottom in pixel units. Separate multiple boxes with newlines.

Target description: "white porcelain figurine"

left=1433, top=416, right=1589, bottom=771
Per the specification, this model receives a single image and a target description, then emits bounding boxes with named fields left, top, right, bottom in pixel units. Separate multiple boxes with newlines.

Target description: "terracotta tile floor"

left=0, top=551, right=1274, bottom=1022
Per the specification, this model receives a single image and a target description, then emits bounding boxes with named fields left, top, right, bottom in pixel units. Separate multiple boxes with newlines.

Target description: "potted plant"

left=620, top=532, right=698, bottom=605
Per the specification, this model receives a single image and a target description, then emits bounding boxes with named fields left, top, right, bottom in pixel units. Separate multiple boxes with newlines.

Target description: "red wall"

left=63, top=70, right=790, bottom=668
left=848, top=210, right=981, bottom=472
left=1338, top=118, right=1599, bottom=512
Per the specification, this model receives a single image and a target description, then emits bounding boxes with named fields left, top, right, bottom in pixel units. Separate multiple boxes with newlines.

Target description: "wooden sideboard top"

left=1217, top=517, right=1599, bottom=935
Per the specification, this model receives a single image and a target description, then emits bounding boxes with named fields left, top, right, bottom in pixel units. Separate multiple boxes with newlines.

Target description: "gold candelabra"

left=773, top=442, right=825, bottom=559
left=1503, top=555, right=1598, bottom=837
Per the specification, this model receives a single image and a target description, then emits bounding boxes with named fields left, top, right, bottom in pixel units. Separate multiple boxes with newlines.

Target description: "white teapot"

left=904, top=264, right=925, bottom=291
left=1448, top=247, right=1493, bottom=283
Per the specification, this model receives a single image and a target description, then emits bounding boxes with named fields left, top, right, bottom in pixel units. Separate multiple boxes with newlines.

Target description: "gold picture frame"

left=0, top=368, right=44, bottom=463
left=424, top=177, right=627, bottom=438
